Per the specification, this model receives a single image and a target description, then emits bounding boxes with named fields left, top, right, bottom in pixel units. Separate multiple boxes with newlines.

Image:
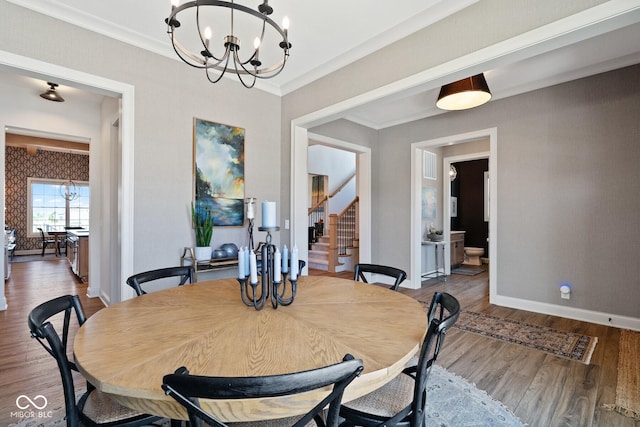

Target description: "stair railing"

left=308, top=196, right=328, bottom=245
left=328, top=197, right=359, bottom=272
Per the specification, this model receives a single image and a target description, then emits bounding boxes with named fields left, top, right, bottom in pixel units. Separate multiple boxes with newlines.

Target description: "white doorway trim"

left=410, top=128, right=497, bottom=299
left=0, top=49, right=136, bottom=308
left=290, top=126, right=372, bottom=273
left=307, top=132, right=372, bottom=265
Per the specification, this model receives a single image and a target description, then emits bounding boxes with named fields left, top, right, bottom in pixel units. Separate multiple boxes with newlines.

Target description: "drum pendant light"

left=436, top=73, right=491, bottom=111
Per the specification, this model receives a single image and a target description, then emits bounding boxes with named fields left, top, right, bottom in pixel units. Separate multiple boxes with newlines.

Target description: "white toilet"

left=463, top=247, right=484, bottom=266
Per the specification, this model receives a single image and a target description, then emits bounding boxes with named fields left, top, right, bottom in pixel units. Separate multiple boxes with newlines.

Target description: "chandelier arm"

left=205, top=54, right=232, bottom=84
left=232, top=50, right=258, bottom=88
left=170, top=35, right=208, bottom=68
left=238, top=51, right=288, bottom=79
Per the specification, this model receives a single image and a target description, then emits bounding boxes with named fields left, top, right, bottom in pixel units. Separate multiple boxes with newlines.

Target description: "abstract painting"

left=193, top=118, right=245, bottom=226
left=422, top=187, right=436, bottom=219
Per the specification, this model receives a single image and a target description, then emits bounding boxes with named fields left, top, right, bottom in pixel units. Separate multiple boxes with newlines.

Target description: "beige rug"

left=605, top=329, right=640, bottom=420
left=451, top=310, right=598, bottom=364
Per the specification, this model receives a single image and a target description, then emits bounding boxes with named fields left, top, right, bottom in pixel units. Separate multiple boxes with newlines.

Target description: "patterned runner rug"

left=451, top=310, right=598, bottom=364
left=605, top=329, right=640, bottom=420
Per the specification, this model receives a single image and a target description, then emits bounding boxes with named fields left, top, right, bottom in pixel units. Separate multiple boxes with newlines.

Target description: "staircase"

left=308, top=198, right=359, bottom=273
left=308, top=235, right=359, bottom=273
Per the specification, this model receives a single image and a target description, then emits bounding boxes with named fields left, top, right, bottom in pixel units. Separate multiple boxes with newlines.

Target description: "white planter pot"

left=194, top=246, right=212, bottom=261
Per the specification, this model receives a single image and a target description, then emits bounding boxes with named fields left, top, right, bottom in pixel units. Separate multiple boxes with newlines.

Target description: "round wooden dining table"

left=74, top=276, right=427, bottom=422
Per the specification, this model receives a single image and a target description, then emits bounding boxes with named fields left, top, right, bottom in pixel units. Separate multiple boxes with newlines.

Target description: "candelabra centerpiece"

left=237, top=200, right=298, bottom=310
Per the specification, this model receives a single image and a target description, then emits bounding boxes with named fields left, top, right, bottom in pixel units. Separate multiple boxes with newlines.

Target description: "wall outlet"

left=284, top=219, right=290, bottom=229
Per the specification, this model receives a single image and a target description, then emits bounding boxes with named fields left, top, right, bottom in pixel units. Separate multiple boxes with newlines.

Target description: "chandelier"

left=60, top=180, right=78, bottom=201
left=165, top=0, right=292, bottom=88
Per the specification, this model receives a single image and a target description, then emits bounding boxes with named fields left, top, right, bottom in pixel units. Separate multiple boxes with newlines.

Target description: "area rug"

left=451, top=266, right=485, bottom=276
left=8, top=366, right=524, bottom=427
left=452, top=310, right=598, bottom=364
left=604, top=329, right=640, bottom=420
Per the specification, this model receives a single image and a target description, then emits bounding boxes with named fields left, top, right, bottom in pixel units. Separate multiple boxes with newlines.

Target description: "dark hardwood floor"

left=0, top=260, right=632, bottom=426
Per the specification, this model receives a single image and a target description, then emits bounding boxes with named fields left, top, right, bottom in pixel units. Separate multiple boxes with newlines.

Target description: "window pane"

left=29, top=179, right=90, bottom=234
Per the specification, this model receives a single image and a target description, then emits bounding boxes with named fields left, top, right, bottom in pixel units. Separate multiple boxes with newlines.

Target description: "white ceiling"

left=5, top=0, right=640, bottom=130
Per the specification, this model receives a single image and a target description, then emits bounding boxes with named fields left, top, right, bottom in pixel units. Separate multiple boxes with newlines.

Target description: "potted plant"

left=427, top=225, right=444, bottom=242
left=192, top=202, right=214, bottom=260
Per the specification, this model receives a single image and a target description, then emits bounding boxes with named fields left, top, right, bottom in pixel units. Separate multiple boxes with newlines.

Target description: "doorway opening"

left=411, top=128, right=497, bottom=300
left=0, top=51, right=135, bottom=310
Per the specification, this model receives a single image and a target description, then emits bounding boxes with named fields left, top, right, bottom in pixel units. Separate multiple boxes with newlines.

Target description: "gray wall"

left=281, top=0, right=606, bottom=253
left=0, top=1, right=282, bottom=282
left=380, top=64, right=640, bottom=318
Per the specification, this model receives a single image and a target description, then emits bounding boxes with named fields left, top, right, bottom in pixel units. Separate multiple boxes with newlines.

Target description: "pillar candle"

left=262, top=201, right=276, bottom=228
left=274, top=247, right=282, bottom=282
left=237, top=247, right=246, bottom=279
left=282, top=244, right=289, bottom=273
left=290, top=245, right=299, bottom=281
left=244, top=247, right=250, bottom=277
left=249, top=250, right=258, bottom=284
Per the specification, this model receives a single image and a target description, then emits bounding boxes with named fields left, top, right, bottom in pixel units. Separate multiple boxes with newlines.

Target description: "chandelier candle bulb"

left=262, top=201, right=276, bottom=228
left=282, top=244, right=289, bottom=273
left=204, top=27, right=212, bottom=49
left=274, top=247, right=282, bottom=282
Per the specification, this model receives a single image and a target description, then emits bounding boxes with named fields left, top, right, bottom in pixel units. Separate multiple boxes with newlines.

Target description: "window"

left=28, top=178, right=89, bottom=237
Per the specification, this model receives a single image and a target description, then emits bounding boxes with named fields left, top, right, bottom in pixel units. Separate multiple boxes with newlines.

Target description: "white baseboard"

left=492, top=294, right=640, bottom=332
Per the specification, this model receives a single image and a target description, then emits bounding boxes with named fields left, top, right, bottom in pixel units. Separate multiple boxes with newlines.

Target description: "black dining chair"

left=37, top=227, right=57, bottom=257
left=28, top=294, right=162, bottom=427
left=339, top=292, right=460, bottom=427
left=353, top=263, right=407, bottom=291
left=126, top=266, right=194, bottom=296
left=162, top=354, right=364, bottom=427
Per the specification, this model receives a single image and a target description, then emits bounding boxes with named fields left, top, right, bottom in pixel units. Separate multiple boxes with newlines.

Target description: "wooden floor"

left=0, top=260, right=633, bottom=426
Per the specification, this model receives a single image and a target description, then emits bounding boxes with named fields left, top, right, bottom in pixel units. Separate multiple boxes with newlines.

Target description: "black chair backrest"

left=354, top=263, right=407, bottom=291
left=162, top=354, right=364, bottom=427
left=28, top=295, right=87, bottom=426
left=409, top=292, right=460, bottom=426
left=126, top=266, right=194, bottom=296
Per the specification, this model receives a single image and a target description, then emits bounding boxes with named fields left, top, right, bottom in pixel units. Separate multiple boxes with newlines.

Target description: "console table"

left=421, top=240, right=446, bottom=281
left=180, top=247, right=238, bottom=281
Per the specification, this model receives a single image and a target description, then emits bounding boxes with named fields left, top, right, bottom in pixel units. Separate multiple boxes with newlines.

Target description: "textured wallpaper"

left=5, top=146, right=89, bottom=253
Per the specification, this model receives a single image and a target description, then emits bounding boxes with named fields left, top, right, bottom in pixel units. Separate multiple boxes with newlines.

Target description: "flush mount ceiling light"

left=165, top=0, right=292, bottom=89
left=40, top=82, right=65, bottom=102
left=436, top=73, right=491, bottom=111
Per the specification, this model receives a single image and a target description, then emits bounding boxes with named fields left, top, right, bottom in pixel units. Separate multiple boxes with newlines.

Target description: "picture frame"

left=193, top=118, right=245, bottom=226
left=422, top=187, right=436, bottom=219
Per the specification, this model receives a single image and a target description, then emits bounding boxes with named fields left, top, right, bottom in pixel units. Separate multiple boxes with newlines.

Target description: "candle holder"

left=237, top=227, right=297, bottom=310
left=245, top=197, right=256, bottom=251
